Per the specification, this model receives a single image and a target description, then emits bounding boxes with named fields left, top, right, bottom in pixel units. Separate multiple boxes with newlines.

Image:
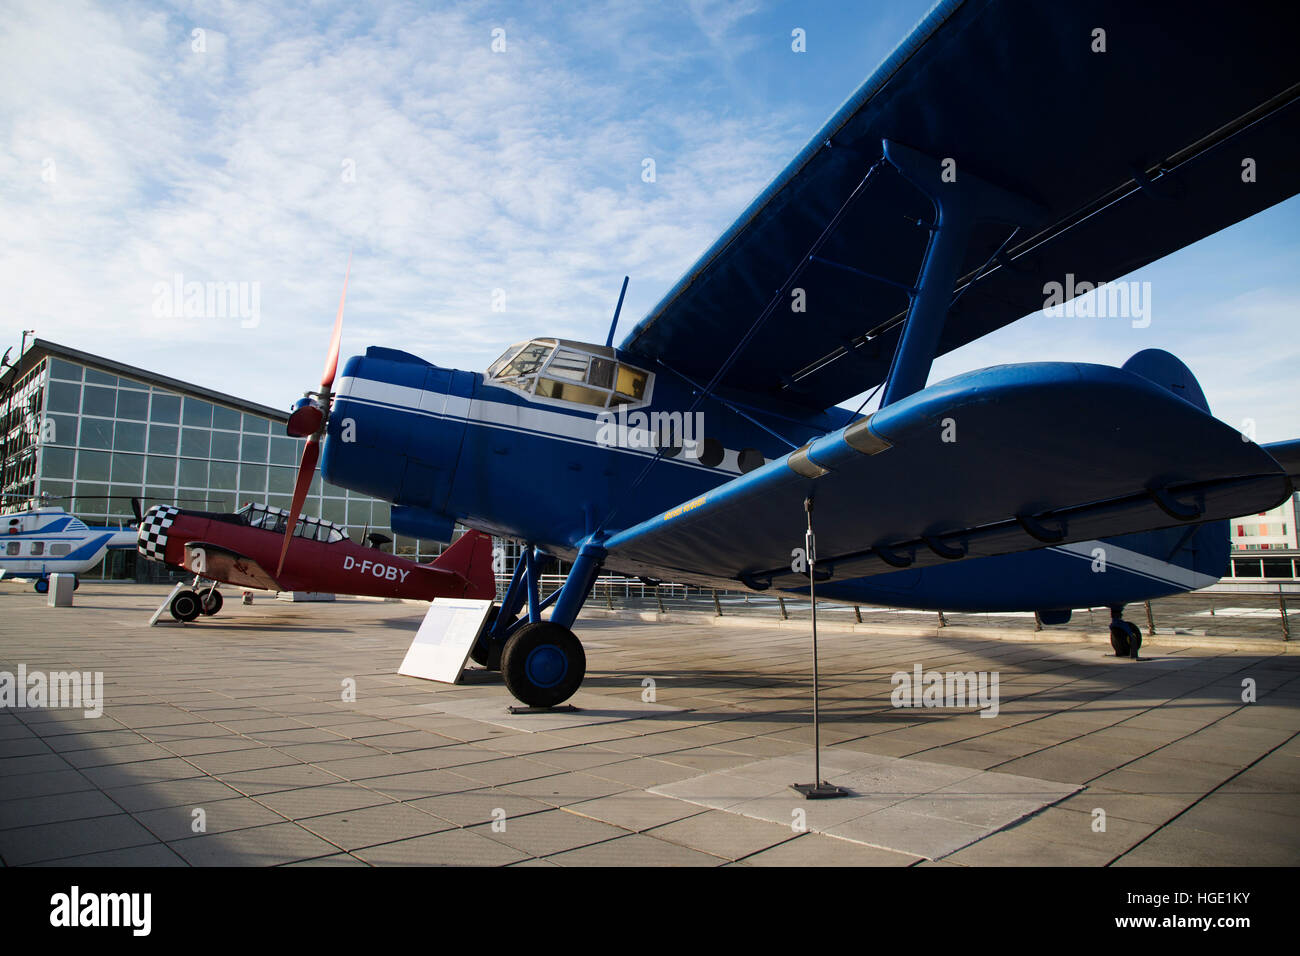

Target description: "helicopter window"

left=31, top=541, right=44, bottom=556
left=6, top=541, right=18, bottom=556
left=49, top=543, right=70, bottom=556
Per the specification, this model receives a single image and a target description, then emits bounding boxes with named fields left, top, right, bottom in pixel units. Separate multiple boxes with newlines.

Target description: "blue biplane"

left=276, top=1, right=1300, bottom=706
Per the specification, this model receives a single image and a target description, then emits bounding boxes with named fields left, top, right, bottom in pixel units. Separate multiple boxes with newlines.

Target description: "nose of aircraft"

left=137, top=504, right=180, bottom=562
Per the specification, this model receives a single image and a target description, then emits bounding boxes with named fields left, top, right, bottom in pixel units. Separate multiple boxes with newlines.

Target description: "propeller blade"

left=276, top=438, right=320, bottom=578
left=130, top=497, right=142, bottom=524
left=321, top=252, right=352, bottom=390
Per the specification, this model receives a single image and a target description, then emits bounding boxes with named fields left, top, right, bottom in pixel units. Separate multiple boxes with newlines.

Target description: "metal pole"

left=1280, top=586, right=1290, bottom=641
left=1145, top=600, right=1156, bottom=636
left=853, top=605, right=862, bottom=624
left=778, top=596, right=788, bottom=620
left=792, top=496, right=845, bottom=799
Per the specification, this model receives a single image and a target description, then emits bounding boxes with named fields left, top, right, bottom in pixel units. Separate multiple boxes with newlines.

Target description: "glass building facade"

left=0, top=340, right=465, bottom=581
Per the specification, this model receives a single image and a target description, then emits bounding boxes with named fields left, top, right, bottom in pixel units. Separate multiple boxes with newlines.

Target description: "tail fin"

left=430, top=530, right=497, bottom=600
left=1114, top=349, right=1229, bottom=583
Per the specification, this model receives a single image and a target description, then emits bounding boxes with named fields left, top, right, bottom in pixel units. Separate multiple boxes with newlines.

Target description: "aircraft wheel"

left=72, top=578, right=80, bottom=590
left=33, top=578, right=48, bottom=594
left=469, top=606, right=500, bottom=669
left=170, top=589, right=202, bottom=623
left=1108, top=622, right=1130, bottom=657
left=1123, top=621, right=1142, bottom=659
left=200, top=590, right=223, bottom=616
left=501, top=621, right=585, bottom=708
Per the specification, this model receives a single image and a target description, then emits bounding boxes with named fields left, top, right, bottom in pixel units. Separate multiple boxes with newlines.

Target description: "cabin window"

left=588, top=357, right=615, bottom=389
left=614, top=366, right=648, bottom=403
left=534, top=378, right=607, bottom=408
left=6, top=541, right=19, bottom=556
left=50, top=543, right=71, bottom=556
left=30, top=541, right=44, bottom=556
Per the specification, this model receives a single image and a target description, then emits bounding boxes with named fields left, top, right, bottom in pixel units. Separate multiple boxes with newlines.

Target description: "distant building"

left=0, top=339, right=447, bottom=581
left=1230, top=494, right=1299, bottom=550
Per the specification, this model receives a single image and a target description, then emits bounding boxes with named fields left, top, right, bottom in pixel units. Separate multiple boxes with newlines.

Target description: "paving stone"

left=647, top=810, right=799, bottom=860
left=0, top=813, right=160, bottom=865
left=170, top=822, right=344, bottom=866
left=545, top=832, right=722, bottom=866
left=470, top=808, right=627, bottom=857
left=352, top=828, right=529, bottom=866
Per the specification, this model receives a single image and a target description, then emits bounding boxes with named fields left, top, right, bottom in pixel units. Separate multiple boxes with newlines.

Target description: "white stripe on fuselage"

left=336, top=375, right=756, bottom=475
left=1050, top=539, right=1218, bottom=590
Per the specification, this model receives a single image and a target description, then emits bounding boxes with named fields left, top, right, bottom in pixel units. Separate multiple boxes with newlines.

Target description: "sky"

left=2, top=0, right=1297, bottom=442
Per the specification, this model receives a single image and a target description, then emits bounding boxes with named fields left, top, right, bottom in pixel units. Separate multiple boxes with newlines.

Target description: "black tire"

left=1108, top=622, right=1130, bottom=657
left=200, top=590, right=223, bottom=616
left=170, top=589, right=202, bottom=623
left=33, top=578, right=49, bottom=594
left=501, top=621, right=585, bottom=708
left=72, top=578, right=80, bottom=590
left=469, top=606, right=500, bottom=668
left=1124, top=621, right=1142, bottom=658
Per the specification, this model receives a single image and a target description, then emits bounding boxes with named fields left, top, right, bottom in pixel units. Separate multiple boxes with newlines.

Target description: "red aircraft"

left=136, top=500, right=495, bottom=622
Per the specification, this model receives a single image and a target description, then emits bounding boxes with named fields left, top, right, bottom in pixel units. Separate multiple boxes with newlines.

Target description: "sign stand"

left=792, top=496, right=847, bottom=800
left=399, top=598, right=494, bottom=683
left=148, top=583, right=185, bottom=626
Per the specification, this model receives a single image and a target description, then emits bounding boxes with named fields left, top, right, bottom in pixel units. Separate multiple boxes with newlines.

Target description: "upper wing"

left=619, top=0, right=1300, bottom=411
left=600, top=362, right=1293, bottom=589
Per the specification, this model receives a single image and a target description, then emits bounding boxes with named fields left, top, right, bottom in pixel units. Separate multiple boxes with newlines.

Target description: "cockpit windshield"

left=486, top=338, right=651, bottom=409
left=235, top=503, right=347, bottom=543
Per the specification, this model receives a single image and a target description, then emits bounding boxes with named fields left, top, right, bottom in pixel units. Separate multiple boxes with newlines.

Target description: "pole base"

left=791, top=782, right=849, bottom=800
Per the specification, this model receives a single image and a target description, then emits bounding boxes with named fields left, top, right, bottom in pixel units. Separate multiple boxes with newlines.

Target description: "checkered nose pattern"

left=137, top=505, right=180, bottom=562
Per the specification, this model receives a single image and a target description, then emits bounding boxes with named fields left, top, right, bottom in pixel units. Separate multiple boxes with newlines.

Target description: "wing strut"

left=878, top=139, right=1044, bottom=407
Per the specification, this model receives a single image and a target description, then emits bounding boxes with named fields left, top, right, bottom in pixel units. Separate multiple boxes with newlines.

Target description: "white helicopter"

left=0, top=496, right=152, bottom=592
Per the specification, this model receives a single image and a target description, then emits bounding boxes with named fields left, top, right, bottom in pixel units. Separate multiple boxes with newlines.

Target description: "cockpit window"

left=486, top=338, right=652, bottom=410
left=495, top=342, right=554, bottom=382
left=237, top=502, right=344, bottom=542
left=545, top=348, right=591, bottom=382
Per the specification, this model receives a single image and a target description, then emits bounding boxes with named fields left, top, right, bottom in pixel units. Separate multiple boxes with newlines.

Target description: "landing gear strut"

left=478, top=542, right=603, bottom=707
left=1108, top=606, right=1142, bottom=659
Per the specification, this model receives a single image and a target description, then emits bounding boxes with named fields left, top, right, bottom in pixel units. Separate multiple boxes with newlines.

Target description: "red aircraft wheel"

left=501, top=622, right=585, bottom=708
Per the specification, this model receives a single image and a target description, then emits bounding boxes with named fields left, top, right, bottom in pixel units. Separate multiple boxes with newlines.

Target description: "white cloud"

left=0, top=0, right=796, bottom=405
